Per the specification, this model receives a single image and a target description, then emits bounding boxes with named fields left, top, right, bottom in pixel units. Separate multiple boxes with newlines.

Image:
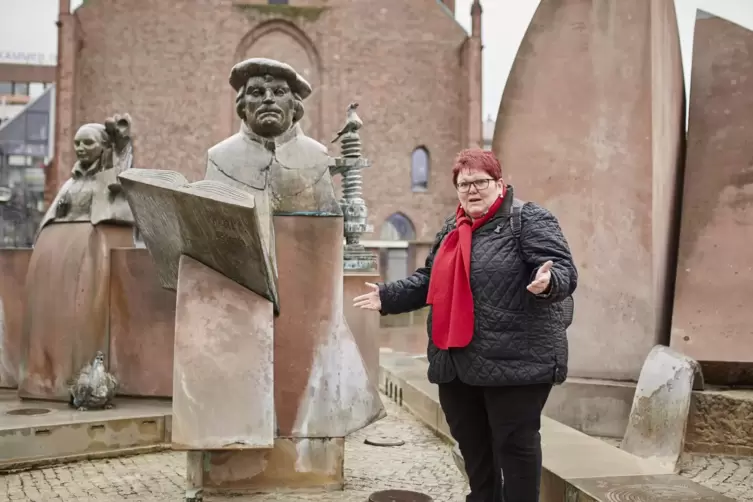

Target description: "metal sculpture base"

left=368, top=490, right=433, bottom=502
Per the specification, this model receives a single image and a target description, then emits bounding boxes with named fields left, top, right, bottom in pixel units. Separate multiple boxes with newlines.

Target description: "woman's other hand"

left=526, top=260, right=553, bottom=295
left=353, top=282, right=381, bottom=310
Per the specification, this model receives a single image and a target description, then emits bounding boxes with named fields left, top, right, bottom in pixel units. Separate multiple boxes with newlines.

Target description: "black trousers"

left=439, top=379, right=552, bottom=502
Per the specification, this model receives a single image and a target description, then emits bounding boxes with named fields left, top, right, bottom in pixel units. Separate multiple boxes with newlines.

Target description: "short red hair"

left=451, top=149, right=503, bottom=185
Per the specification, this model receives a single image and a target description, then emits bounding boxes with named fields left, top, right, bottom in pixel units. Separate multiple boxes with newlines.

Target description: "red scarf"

left=427, top=192, right=506, bottom=350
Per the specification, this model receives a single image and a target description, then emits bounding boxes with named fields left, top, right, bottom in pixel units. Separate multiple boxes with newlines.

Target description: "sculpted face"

left=74, top=126, right=105, bottom=166
left=243, top=75, right=297, bottom=137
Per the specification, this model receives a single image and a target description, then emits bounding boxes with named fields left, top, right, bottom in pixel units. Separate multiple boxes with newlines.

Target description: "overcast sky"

left=454, top=0, right=753, bottom=119
left=3, top=0, right=753, bottom=119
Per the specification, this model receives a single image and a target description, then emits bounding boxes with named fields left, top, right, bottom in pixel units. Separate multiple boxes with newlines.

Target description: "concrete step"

left=379, top=352, right=737, bottom=501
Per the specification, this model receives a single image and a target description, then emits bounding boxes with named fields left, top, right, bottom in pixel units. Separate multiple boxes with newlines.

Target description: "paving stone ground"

left=0, top=398, right=467, bottom=502
left=2, top=402, right=752, bottom=502
left=595, top=436, right=753, bottom=501
left=680, top=454, right=753, bottom=501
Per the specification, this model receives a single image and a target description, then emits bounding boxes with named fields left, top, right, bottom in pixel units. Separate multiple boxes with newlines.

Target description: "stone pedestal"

left=185, top=215, right=384, bottom=495
left=109, top=248, right=176, bottom=397
left=343, top=272, right=381, bottom=385
left=19, top=223, right=134, bottom=401
left=172, top=255, right=275, bottom=450
left=669, top=13, right=753, bottom=382
left=0, top=249, right=32, bottom=389
left=190, top=438, right=344, bottom=495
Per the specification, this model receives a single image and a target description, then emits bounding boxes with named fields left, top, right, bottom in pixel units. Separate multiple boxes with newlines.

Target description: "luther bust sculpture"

left=205, top=58, right=342, bottom=266
left=171, top=57, right=384, bottom=498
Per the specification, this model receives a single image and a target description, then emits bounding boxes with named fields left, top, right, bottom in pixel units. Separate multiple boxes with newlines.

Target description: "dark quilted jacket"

left=379, top=187, right=578, bottom=387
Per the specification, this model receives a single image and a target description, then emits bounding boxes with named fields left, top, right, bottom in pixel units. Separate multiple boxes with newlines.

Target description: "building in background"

left=51, top=0, right=485, bottom=282
left=0, top=42, right=57, bottom=246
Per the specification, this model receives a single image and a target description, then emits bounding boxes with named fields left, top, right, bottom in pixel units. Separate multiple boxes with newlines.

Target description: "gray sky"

left=454, top=0, right=753, bottom=119
left=4, top=0, right=753, bottom=119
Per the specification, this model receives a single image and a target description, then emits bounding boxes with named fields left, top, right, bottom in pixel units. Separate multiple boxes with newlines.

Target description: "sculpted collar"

left=71, top=159, right=103, bottom=178
left=241, top=121, right=301, bottom=152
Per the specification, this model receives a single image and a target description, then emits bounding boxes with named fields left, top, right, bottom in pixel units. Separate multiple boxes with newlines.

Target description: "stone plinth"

left=19, top=223, right=134, bottom=401
left=343, top=272, right=381, bottom=385
left=109, top=248, right=176, bottom=397
left=200, top=438, right=344, bottom=493
left=172, top=255, right=274, bottom=450
left=0, top=249, right=32, bottom=388
left=191, top=215, right=384, bottom=495
left=492, top=0, right=685, bottom=380
left=669, top=13, right=753, bottom=379
left=0, top=389, right=171, bottom=472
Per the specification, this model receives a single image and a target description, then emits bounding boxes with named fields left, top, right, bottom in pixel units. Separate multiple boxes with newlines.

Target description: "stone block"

left=19, top=223, right=135, bottom=401
left=201, top=438, right=345, bottom=494
left=566, top=474, right=735, bottom=501
left=343, top=272, right=381, bottom=385
left=0, top=390, right=170, bottom=471
left=493, top=0, right=685, bottom=380
left=621, top=346, right=703, bottom=472
left=0, top=249, right=32, bottom=388
left=685, top=389, right=753, bottom=456
left=401, top=377, right=439, bottom=433
left=272, top=215, right=384, bottom=438
left=172, top=255, right=274, bottom=450
left=669, top=12, right=753, bottom=375
left=109, top=248, right=176, bottom=397
left=544, top=377, right=636, bottom=439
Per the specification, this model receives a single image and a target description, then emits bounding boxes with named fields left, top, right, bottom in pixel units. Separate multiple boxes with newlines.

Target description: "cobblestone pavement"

left=0, top=398, right=468, bottom=502
left=680, top=454, right=753, bottom=501
left=595, top=436, right=753, bottom=501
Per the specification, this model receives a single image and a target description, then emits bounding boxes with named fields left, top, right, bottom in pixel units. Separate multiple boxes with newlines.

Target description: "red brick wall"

left=63, top=0, right=472, bottom=240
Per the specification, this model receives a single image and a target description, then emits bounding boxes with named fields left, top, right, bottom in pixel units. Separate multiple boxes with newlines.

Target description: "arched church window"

left=381, top=212, right=416, bottom=242
left=411, top=147, right=429, bottom=192
left=380, top=213, right=416, bottom=285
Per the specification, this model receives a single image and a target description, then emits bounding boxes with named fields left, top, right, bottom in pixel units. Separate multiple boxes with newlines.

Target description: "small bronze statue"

left=69, top=351, right=118, bottom=411
left=331, top=102, right=362, bottom=144
left=39, top=113, right=136, bottom=233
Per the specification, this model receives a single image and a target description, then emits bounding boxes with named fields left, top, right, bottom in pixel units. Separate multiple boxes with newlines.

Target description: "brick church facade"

left=51, top=0, right=483, bottom=244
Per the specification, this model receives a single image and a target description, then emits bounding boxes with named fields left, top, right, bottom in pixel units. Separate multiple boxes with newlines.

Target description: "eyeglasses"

left=455, top=178, right=496, bottom=193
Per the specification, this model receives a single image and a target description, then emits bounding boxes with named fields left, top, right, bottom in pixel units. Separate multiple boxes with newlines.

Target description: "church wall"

left=69, top=0, right=469, bottom=241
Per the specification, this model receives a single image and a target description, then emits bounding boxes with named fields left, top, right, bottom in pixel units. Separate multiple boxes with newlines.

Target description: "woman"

left=354, top=149, right=577, bottom=502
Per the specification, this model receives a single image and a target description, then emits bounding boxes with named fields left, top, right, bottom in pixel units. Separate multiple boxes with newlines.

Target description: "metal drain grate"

left=6, top=408, right=51, bottom=416
left=368, top=490, right=433, bottom=502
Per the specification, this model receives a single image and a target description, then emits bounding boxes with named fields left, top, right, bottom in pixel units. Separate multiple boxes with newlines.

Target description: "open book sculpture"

left=117, top=169, right=278, bottom=311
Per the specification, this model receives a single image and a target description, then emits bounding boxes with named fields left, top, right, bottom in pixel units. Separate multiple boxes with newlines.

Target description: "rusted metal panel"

left=670, top=13, right=753, bottom=373
left=19, top=223, right=134, bottom=401
left=0, top=249, right=32, bottom=388
left=272, top=215, right=384, bottom=438
left=109, top=248, right=176, bottom=397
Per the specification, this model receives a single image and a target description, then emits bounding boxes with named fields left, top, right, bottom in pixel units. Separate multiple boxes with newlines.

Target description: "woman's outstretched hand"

left=527, top=260, right=553, bottom=295
left=353, top=282, right=381, bottom=311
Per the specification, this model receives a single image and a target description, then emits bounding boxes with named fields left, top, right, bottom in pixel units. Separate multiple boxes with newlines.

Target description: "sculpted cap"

left=229, top=58, right=312, bottom=100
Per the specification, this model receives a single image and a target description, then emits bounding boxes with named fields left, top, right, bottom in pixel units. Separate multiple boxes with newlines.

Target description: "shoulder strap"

left=510, top=198, right=524, bottom=240
left=509, top=198, right=526, bottom=262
